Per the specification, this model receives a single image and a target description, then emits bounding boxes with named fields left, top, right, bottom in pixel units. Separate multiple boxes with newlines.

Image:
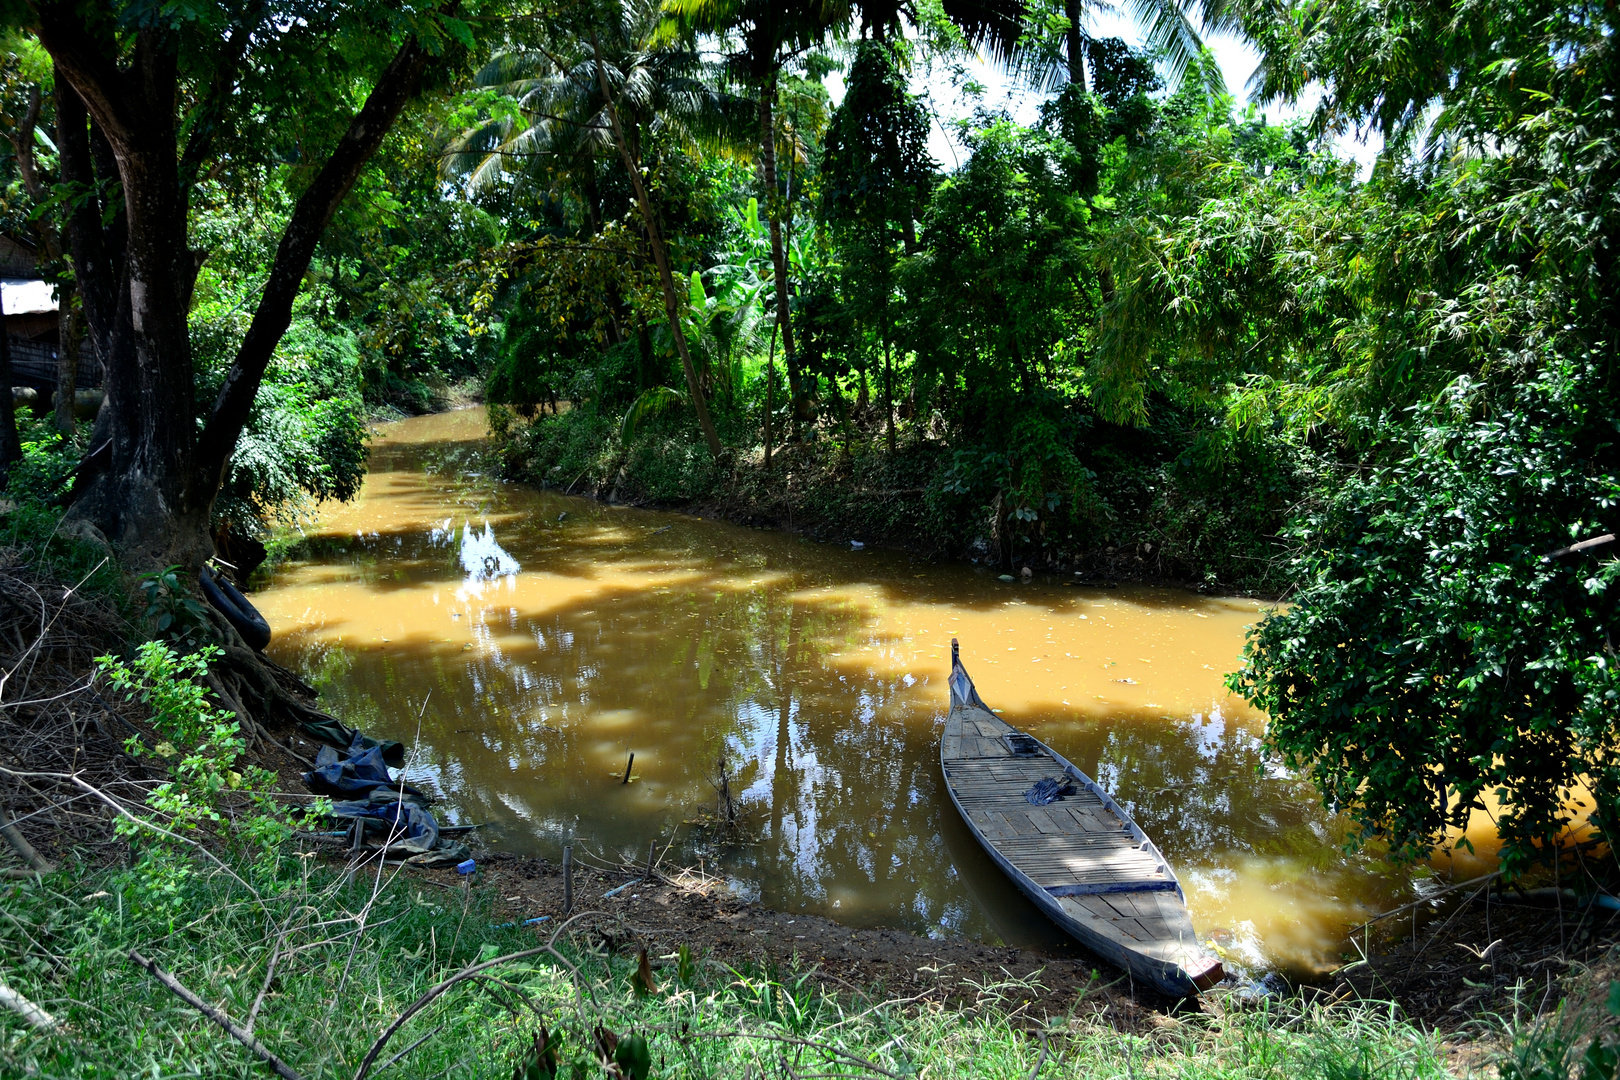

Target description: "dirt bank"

left=441, top=851, right=1164, bottom=1020
left=266, top=722, right=1620, bottom=1041
left=1334, top=889, right=1620, bottom=1030
left=495, top=419, right=1288, bottom=599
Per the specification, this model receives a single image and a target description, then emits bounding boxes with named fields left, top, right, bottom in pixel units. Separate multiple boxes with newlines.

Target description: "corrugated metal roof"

left=1, top=278, right=59, bottom=316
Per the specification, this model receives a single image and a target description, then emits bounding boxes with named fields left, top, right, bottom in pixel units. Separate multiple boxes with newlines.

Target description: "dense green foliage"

left=442, top=0, right=1620, bottom=873
left=1220, top=0, right=1620, bottom=871
left=0, top=19, right=499, bottom=542
left=1235, top=369, right=1620, bottom=870
left=0, top=0, right=1612, bottom=882
left=471, top=20, right=1319, bottom=583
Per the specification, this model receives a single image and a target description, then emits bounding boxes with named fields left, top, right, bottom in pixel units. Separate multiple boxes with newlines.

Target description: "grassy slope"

left=1, top=853, right=1459, bottom=1079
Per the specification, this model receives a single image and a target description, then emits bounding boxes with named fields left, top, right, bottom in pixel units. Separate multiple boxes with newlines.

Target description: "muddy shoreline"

left=263, top=725, right=1620, bottom=1044
left=487, top=429, right=1285, bottom=601
left=258, top=736, right=1167, bottom=1024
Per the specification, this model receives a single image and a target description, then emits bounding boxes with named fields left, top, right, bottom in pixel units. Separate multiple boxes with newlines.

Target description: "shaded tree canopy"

left=10, top=0, right=479, bottom=567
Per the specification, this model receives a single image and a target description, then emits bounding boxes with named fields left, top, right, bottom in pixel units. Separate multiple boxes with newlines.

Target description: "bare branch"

left=129, top=950, right=305, bottom=1080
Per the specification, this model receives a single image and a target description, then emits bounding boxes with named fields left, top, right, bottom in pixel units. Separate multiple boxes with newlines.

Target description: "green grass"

left=1, top=847, right=1464, bottom=1079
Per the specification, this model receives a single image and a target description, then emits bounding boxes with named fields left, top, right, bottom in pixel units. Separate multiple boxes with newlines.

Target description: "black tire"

left=200, top=567, right=272, bottom=651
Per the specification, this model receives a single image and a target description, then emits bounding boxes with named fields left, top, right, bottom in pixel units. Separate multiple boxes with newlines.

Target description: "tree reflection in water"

left=260, top=409, right=1423, bottom=980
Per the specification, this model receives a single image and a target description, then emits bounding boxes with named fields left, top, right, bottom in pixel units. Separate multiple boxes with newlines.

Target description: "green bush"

left=1232, top=363, right=1620, bottom=873
left=94, top=642, right=295, bottom=905
left=0, top=423, right=124, bottom=604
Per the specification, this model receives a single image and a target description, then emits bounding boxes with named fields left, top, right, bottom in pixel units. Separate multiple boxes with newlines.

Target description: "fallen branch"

left=0, top=980, right=57, bottom=1030
left=373, top=1023, right=444, bottom=1074
left=350, top=944, right=556, bottom=1080
left=1028, top=1033, right=1050, bottom=1080
left=0, top=803, right=55, bottom=875
left=353, top=909, right=608, bottom=1080
left=1348, top=871, right=1501, bottom=933
left=0, top=555, right=109, bottom=702
left=128, top=950, right=305, bottom=1080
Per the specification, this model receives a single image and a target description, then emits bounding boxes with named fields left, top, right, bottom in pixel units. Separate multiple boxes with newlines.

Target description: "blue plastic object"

left=1024, top=777, right=1077, bottom=806
left=456, top=859, right=477, bottom=875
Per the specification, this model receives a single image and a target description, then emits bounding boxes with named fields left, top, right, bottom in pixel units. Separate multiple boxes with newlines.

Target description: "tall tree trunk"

left=759, top=74, right=809, bottom=435
left=0, top=296, right=21, bottom=476
left=35, top=5, right=436, bottom=567
left=61, top=94, right=137, bottom=493
left=883, top=328, right=895, bottom=452
left=57, top=84, right=122, bottom=367
left=52, top=290, right=80, bottom=434
left=97, top=32, right=205, bottom=564
left=591, top=37, right=723, bottom=460
left=1065, top=0, right=1087, bottom=90
left=764, top=320, right=776, bottom=471
left=636, top=316, right=655, bottom=391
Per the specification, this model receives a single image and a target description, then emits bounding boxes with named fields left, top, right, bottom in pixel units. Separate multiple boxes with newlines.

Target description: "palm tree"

left=662, top=0, right=847, bottom=442
left=441, top=48, right=610, bottom=224
left=447, top=0, right=745, bottom=458
left=1012, top=0, right=1237, bottom=96
left=665, top=0, right=1027, bottom=445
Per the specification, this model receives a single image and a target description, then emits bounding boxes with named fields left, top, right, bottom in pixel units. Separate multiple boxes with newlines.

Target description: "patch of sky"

left=824, top=19, right=1382, bottom=180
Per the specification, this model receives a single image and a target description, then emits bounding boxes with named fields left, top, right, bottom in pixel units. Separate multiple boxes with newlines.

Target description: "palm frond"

left=939, top=0, right=1030, bottom=64
left=620, top=385, right=686, bottom=442
left=441, top=116, right=517, bottom=178
left=1126, top=0, right=1226, bottom=92
left=475, top=50, right=552, bottom=88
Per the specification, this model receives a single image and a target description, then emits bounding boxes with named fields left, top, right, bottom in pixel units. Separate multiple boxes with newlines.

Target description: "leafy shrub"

left=0, top=422, right=125, bottom=603
left=192, top=294, right=370, bottom=535
left=1232, top=363, right=1620, bottom=873
left=94, top=643, right=293, bottom=902
left=137, top=565, right=211, bottom=650
left=504, top=407, right=619, bottom=492
left=619, top=424, right=725, bottom=503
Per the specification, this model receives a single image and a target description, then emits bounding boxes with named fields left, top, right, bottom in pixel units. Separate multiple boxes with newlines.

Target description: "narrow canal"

left=256, top=408, right=1486, bottom=980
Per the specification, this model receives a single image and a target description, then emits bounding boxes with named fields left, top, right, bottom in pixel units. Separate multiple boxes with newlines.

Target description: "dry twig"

left=128, top=950, right=305, bottom=1080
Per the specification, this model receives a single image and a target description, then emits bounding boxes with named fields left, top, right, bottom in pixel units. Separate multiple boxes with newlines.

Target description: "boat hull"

left=940, top=640, right=1222, bottom=997
left=942, top=774, right=1220, bottom=996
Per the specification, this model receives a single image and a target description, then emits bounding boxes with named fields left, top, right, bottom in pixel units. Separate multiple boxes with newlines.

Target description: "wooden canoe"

left=941, top=639, right=1223, bottom=996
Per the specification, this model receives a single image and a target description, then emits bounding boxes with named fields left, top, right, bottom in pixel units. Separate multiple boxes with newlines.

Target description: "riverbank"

left=0, top=545, right=1611, bottom=1077
left=491, top=405, right=1307, bottom=597
left=1, top=839, right=1473, bottom=1080
left=253, top=712, right=1620, bottom=1045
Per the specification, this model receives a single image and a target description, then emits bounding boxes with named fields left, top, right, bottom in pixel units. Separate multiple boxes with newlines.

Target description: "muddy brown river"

left=256, top=408, right=1486, bottom=980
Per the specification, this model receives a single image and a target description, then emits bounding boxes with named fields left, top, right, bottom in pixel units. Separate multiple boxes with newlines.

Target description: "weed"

left=91, top=642, right=294, bottom=913
left=137, top=565, right=211, bottom=648
left=0, top=839, right=1469, bottom=1079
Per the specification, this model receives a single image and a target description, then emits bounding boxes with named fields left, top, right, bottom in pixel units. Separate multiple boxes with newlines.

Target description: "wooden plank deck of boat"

left=941, top=640, right=1222, bottom=996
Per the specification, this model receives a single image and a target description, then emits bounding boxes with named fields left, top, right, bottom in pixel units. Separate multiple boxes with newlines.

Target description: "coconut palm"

left=660, top=0, right=1027, bottom=443
left=1011, top=0, right=1239, bottom=96
left=445, top=0, right=749, bottom=458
